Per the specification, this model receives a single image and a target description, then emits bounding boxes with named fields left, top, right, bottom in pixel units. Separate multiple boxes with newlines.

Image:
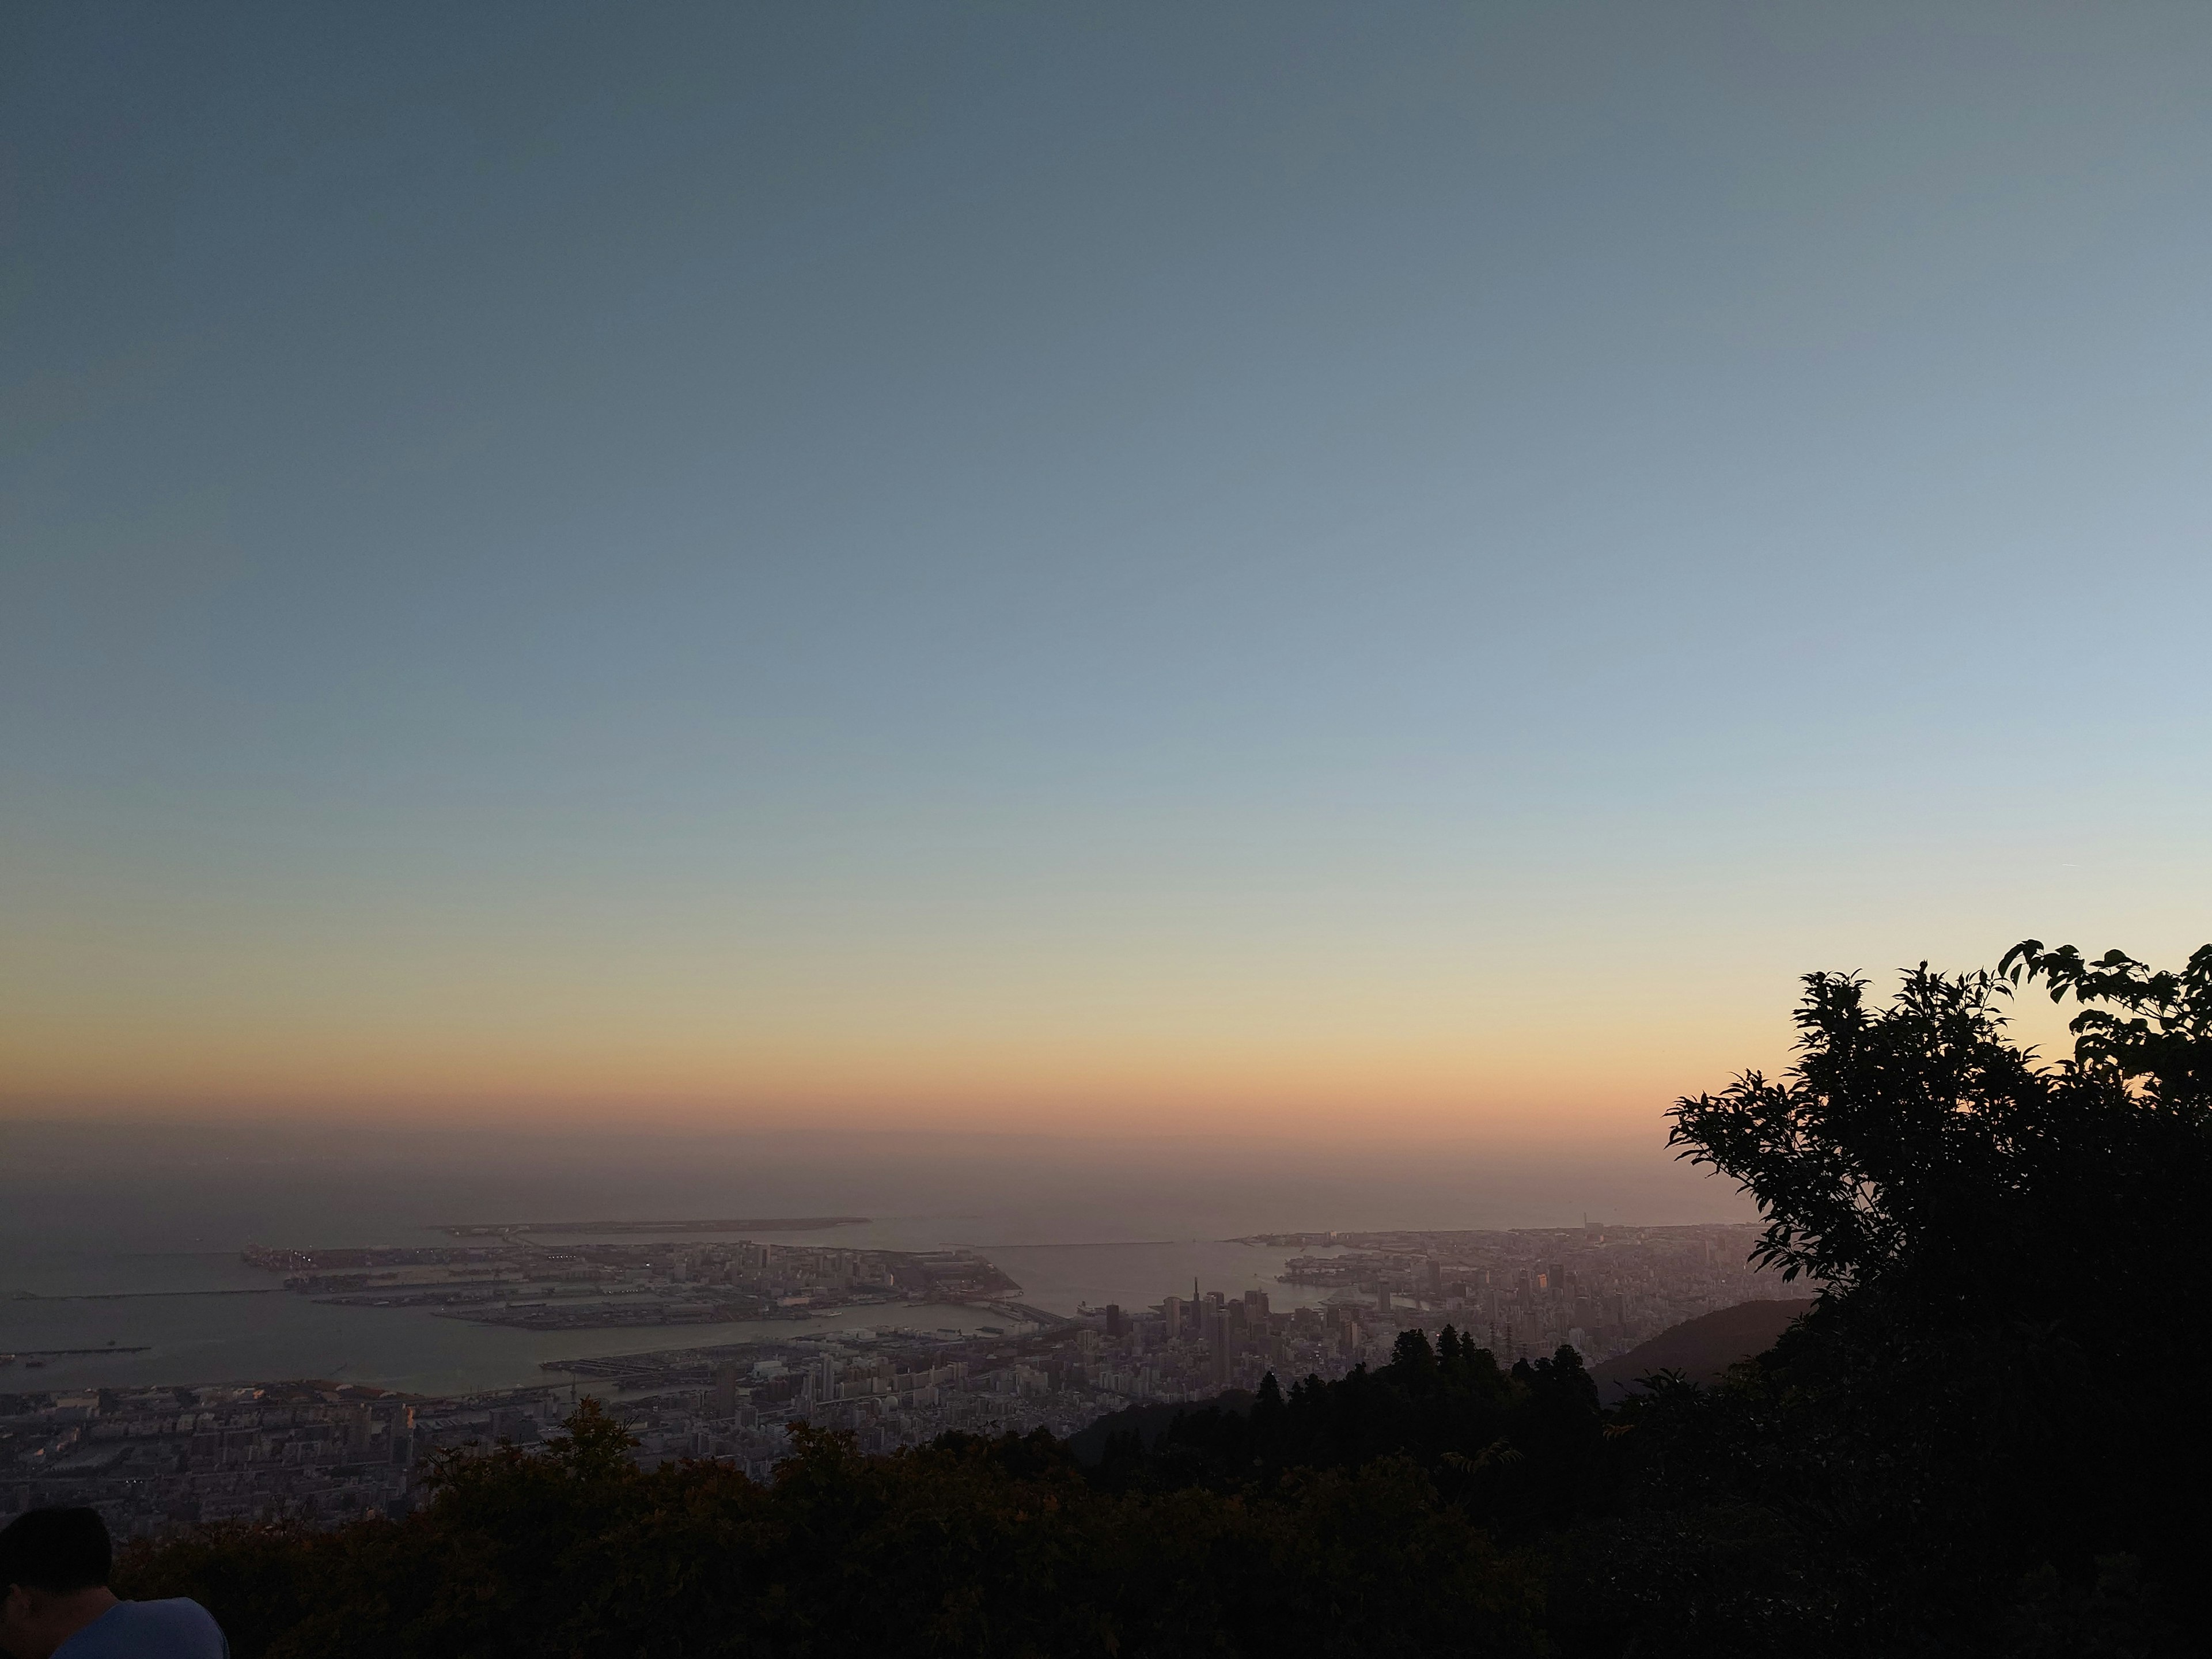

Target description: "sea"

left=0, top=1120, right=1749, bottom=1396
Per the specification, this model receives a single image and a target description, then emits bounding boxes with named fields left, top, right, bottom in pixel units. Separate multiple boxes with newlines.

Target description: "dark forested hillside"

left=1586, top=1298, right=1814, bottom=1401
left=113, top=942, right=2212, bottom=1656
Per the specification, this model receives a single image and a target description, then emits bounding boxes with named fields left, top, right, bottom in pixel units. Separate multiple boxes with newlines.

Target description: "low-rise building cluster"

left=0, top=1384, right=416, bottom=1539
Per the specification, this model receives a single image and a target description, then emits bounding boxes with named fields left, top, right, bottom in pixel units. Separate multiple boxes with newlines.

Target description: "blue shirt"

left=55, top=1600, right=229, bottom=1659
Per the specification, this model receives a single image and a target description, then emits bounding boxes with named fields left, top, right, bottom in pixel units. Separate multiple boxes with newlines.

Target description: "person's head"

left=0, top=1510, right=116, bottom=1659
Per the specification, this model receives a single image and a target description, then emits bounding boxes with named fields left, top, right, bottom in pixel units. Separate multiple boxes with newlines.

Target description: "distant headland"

left=435, top=1218, right=869, bottom=1237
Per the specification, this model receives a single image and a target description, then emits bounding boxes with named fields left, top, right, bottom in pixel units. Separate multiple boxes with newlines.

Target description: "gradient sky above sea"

left=3, top=2, right=2208, bottom=1142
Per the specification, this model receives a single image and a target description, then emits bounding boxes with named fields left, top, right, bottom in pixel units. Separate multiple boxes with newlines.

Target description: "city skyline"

left=3, top=1218, right=1794, bottom=1539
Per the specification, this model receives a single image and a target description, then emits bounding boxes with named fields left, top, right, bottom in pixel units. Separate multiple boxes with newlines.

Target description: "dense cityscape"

left=0, top=1221, right=1791, bottom=1540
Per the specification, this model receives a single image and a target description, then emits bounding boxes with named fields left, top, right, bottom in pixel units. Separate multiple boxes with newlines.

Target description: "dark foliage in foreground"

left=118, top=940, right=2212, bottom=1657
left=120, top=1396, right=1547, bottom=1658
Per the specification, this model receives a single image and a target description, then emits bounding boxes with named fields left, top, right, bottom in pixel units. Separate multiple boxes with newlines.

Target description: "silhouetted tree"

left=1657, top=942, right=2212, bottom=1650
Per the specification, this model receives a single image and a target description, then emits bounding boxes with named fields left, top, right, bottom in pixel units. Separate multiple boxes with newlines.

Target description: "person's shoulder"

left=58, top=1599, right=229, bottom=1659
left=123, top=1597, right=225, bottom=1631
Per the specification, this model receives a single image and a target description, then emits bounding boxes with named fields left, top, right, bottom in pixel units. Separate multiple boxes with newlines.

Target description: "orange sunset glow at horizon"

left=4, top=1, right=2206, bottom=1162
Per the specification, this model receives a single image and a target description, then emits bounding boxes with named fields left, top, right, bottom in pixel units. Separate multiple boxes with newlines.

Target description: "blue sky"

left=4, top=2, right=2207, bottom=1131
